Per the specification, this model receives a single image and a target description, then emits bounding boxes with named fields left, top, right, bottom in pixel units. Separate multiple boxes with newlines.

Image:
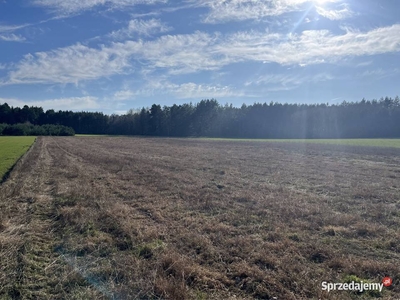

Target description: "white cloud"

left=127, top=19, right=171, bottom=36
left=192, top=0, right=342, bottom=23
left=358, top=68, right=399, bottom=79
left=130, top=11, right=161, bottom=19
left=137, top=79, right=243, bottom=99
left=315, top=4, right=353, bottom=20
left=113, top=89, right=135, bottom=100
left=0, top=24, right=28, bottom=33
left=219, top=24, right=400, bottom=66
left=172, top=82, right=242, bottom=99
left=245, top=72, right=333, bottom=91
left=194, top=0, right=307, bottom=23
left=109, top=19, right=172, bottom=40
left=191, top=0, right=354, bottom=24
left=124, top=31, right=226, bottom=74
left=6, top=43, right=131, bottom=85
left=0, top=96, right=100, bottom=111
left=0, top=33, right=26, bottom=42
left=32, top=0, right=167, bottom=15
left=356, top=60, right=373, bottom=68
left=3, top=24, right=400, bottom=85
left=2, top=31, right=223, bottom=85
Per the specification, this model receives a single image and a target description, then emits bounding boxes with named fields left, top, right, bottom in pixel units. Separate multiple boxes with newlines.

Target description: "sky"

left=0, top=0, right=399, bottom=114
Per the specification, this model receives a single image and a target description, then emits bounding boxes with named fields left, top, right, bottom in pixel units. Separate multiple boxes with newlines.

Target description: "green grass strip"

left=0, top=136, right=36, bottom=181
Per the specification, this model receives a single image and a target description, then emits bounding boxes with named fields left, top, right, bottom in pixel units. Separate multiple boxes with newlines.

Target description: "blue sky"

left=0, top=0, right=399, bottom=114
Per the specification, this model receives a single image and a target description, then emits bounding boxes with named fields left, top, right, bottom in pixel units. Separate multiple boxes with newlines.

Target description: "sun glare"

left=312, top=0, right=330, bottom=5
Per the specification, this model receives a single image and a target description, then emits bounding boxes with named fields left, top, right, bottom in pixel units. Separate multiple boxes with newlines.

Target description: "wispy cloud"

left=113, top=89, right=136, bottom=100
left=169, top=82, right=242, bottom=99
left=3, top=24, right=400, bottom=85
left=136, top=79, right=244, bottom=99
left=5, top=43, right=131, bottom=85
left=358, top=68, right=400, bottom=79
left=315, top=4, right=353, bottom=20
left=32, top=0, right=167, bottom=15
left=129, top=2, right=197, bottom=18
left=245, top=72, right=333, bottom=91
left=0, top=96, right=100, bottom=111
left=219, top=24, right=400, bottom=66
left=0, top=24, right=28, bottom=33
left=192, top=0, right=343, bottom=23
left=0, top=33, right=26, bottom=42
left=356, top=60, right=373, bottom=68
left=109, top=19, right=172, bottom=40
left=128, top=31, right=225, bottom=74
left=1, top=31, right=217, bottom=85
left=193, top=0, right=308, bottom=23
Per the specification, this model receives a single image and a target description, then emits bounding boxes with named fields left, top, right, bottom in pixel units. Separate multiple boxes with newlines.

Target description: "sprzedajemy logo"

left=321, top=277, right=392, bottom=293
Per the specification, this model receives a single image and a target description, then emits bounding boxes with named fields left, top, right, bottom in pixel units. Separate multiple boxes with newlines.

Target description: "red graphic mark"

left=383, top=277, right=392, bottom=287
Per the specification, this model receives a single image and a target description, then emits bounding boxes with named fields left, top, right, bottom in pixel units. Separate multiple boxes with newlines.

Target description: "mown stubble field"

left=0, top=137, right=399, bottom=299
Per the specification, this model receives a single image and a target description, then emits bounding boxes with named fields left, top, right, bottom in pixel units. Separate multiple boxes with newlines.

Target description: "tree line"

left=1, top=96, right=400, bottom=138
left=0, top=123, right=75, bottom=136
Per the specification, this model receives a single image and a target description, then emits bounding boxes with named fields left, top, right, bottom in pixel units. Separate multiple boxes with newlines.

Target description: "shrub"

left=1, top=123, right=75, bottom=136
left=2, top=124, right=29, bottom=136
left=0, top=123, right=7, bottom=135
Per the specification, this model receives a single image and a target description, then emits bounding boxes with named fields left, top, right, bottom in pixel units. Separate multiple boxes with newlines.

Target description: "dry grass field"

left=0, top=137, right=399, bottom=299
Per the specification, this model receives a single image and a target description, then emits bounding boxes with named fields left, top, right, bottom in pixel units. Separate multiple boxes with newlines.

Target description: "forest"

left=0, top=96, right=399, bottom=138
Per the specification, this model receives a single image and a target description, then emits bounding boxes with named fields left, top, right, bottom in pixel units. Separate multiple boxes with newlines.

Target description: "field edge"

left=0, top=137, right=37, bottom=184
